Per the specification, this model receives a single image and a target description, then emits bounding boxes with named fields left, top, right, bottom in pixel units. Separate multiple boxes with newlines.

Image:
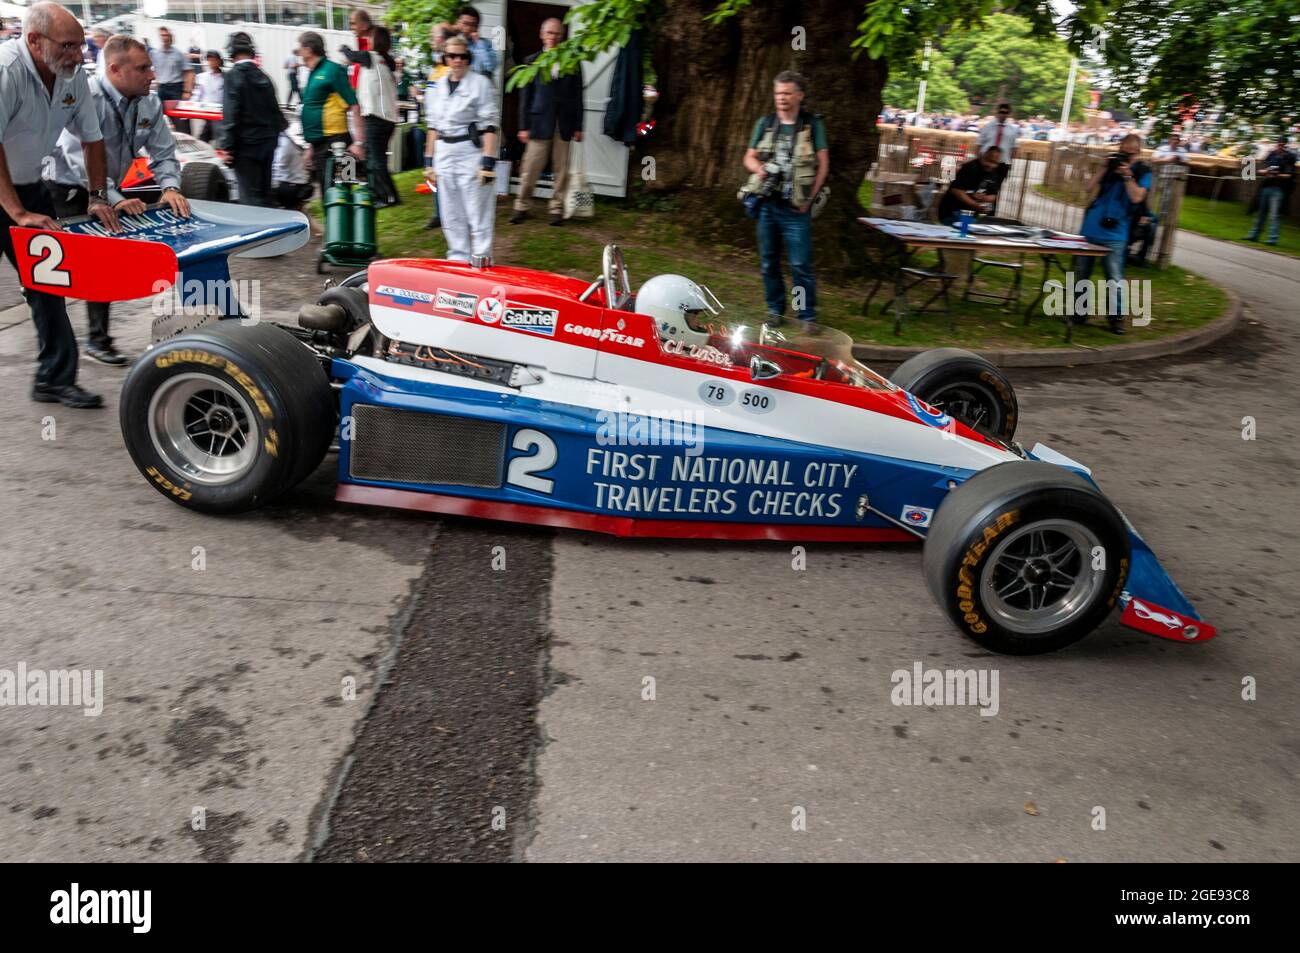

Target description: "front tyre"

left=923, top=462, right=1130, bottom=655
left=120, top=322, right=335, bottom=514
left=890, top=347, right=1018, bottom=441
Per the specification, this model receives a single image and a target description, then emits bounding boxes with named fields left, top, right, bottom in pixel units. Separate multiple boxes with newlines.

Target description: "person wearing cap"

left=192, top=49, right=224, bottom=143
left=1245, top=136, right=1295, bottom=246
left=423, top=34, right=498, bottom=262
left=0, top=2, right=121, bottom=408
left=217, top=32, right=285, bottom=207
left=44, top=33, right=189, bottom=366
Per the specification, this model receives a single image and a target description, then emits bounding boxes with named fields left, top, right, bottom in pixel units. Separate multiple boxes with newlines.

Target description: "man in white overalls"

left=422, top=35, right=499, bottom=262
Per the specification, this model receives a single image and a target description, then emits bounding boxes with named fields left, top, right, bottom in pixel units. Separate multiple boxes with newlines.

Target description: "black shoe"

left=509, top=210, right=529, bottom=225
left=549, top=214, right=564, bottom=226
left=764, top=314, right=785, bottom=327
left=85, top=343, right=128, bottom=365
left=32, top=383, right=103, bottom=408
left=1108, top=321, right=1126, bottom=336
left=423, top=216, right=441, bottom=230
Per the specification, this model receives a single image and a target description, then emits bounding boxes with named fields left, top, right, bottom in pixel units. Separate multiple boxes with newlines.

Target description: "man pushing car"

left=45, top=33, right=191, bottom=366
left=0, top=2, right=121, bottom=408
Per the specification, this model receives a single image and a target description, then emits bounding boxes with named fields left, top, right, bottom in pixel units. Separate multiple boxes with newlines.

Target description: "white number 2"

left=28, top=234, right=71, bottom=288
left=506, top=428, right=556, bottom=494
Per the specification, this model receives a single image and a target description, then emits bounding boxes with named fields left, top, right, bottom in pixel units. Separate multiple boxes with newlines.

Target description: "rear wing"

left=163, top=101, right=223, bottom=122
left=8, top=200, right=309, bottom=318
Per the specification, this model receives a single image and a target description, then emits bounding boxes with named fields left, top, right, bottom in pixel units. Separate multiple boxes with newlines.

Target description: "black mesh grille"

left=349, top=405, right=505, bottom=488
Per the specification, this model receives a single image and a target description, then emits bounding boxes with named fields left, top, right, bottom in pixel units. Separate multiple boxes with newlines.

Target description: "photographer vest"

left=745, top=110, right=819, bottom=208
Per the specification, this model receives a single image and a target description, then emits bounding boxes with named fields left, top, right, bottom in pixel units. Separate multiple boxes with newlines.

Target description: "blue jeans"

left=758, top=200, right=816, bottom=320
left=1073, top=239, right=1127, bottom=319
left=1247, top=188, right=1284, bottom=243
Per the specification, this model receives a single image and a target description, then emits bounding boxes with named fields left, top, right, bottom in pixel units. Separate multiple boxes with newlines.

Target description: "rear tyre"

left=923, top=461, right=1130, bottom=655
left=181, top=161, right=230, bottom=202
left=119, top=322, right=335, bottom=514
left=890, top=347, right=1018, bottom=441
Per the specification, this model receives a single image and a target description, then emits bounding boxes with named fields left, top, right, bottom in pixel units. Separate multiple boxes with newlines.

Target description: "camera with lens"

left=756, top=161, right=785, bottom=199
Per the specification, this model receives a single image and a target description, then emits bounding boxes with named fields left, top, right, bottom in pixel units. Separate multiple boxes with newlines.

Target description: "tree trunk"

left=638, top=0, right=887, bottom=279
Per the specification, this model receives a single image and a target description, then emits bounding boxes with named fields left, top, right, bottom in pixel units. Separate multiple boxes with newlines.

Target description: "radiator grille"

left=349, top=405, right=505, bottom=488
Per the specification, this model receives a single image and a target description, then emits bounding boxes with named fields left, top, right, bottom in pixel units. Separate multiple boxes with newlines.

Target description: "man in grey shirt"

left=0, top=2, right=120, bottom=408
left=46, top=33, right=190, bottom=364
left=151, top=26, right=192, bottom=132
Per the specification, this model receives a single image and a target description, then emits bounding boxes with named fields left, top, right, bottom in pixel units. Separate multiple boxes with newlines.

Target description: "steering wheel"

left=579, top=243, right=632, bottom=308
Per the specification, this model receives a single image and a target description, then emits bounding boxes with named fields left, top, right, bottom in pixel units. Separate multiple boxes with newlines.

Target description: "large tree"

left=883, top=48, right=969, bottom=115
left=942, top=14, right=1086, bottom=120
left=1096, top=0, right=1300, bottom=131
left=393, top=1, right=1090, bottom=275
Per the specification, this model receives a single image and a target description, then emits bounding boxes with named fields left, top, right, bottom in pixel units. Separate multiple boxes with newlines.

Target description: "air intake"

left=349, top=405, right=505, bottom=488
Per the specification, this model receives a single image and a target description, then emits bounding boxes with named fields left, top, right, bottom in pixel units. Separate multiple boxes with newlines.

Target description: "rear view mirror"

left=750, top=356, right=782, bottom=381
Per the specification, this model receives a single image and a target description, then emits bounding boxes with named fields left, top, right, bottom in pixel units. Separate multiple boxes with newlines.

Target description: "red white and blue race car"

left=10, top=206, right=1217, bottom=655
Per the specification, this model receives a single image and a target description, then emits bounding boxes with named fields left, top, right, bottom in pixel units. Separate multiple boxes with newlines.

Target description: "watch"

left=88, top=189, right=109, bottom=205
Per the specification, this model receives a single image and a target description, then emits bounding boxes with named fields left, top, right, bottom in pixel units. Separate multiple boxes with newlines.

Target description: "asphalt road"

left=0, top=232, right=1296, bottom=862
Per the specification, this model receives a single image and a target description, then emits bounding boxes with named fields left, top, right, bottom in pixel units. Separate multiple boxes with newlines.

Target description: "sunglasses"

left=444, top=52, right=469, bottom=60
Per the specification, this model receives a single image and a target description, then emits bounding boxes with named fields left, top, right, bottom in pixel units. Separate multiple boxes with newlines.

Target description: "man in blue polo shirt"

left=1073, top=132, right=1150, bottom=335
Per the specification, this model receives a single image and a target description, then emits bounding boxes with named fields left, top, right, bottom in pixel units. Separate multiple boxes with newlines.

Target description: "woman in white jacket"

left=423, top=35, right=499, bottom=262
left=353, top=26, right=401, bottom=207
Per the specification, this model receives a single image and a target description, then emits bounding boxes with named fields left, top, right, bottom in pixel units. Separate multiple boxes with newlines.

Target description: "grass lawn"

left=1175, top=194, right=1300, bottom=258
left=1032, top=183, right=1300, bottom=259
left=358, top=170, right=1227, bottom=350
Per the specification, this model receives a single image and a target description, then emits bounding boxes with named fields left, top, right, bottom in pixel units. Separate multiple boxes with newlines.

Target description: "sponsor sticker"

left=502, top=306, right=558, bottom=336
left=562, top=322, right=645, bottom=348
left=376, top=284, right=434, bottom=308
left=901, top=505, right=934, bottom=527
left=476, top=296, right=503, bottom=323
left=435, top=288, right=479, bottom=317
left=906, top=391, right=953, bottom=429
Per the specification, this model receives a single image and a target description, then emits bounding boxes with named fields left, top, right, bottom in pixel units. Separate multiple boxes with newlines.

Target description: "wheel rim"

left=980, top=519, right=1105, bottom=635
left=926, top=380, right=1002, bottom=433
left=148, top=373, right=260, bottom=486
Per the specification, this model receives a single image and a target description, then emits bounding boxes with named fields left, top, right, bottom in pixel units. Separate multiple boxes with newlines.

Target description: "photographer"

left=741, top=71, right=829, bottom=328
left=1072, top=132, right=1150, bottom=334
left=938, top=146, right=1005, bottom=225
left=1244, top=136, right=1295, bottom=246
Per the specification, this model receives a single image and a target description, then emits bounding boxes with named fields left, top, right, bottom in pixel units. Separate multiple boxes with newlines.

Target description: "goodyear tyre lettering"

left=145, top=465, right=193, bottom=502
left=953, top=508, right=1021, bottom=636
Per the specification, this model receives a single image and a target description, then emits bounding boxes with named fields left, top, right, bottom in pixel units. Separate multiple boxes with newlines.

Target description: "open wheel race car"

left=10, top=208, right=1217, bottom=655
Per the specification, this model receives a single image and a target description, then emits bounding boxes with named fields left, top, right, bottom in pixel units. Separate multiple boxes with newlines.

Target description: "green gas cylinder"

left=350, top=180, right=376, bottom=254
left=324, top=170, right=353, bottom=250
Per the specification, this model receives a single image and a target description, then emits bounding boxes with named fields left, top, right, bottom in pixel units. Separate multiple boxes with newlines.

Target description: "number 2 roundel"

left=26, top=233, right=72, bottom=288
left=9, top=227, right=179, bottom=301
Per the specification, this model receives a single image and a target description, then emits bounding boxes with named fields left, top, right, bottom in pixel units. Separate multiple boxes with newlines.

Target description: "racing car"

left=8, top=207, right=1217, bottom=655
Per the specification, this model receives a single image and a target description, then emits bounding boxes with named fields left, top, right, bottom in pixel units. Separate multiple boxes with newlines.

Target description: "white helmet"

left=635, top=274, right=721, bottom=348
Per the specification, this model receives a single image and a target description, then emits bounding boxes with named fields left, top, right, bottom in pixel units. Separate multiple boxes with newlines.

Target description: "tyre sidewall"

left=891, top=349, right=1018, bottom=441
left=120, top=336, right=295, bottom=513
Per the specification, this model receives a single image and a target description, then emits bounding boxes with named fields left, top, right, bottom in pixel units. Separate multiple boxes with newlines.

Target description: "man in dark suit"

left=510, top=17, right=584, bottom=226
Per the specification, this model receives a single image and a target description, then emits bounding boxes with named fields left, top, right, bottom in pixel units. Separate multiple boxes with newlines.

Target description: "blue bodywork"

left=334, top=360, right=975, bottom=535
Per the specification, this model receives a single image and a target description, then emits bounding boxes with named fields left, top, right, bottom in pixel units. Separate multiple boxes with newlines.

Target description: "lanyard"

left=110, top=94, right=138, bottom=182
